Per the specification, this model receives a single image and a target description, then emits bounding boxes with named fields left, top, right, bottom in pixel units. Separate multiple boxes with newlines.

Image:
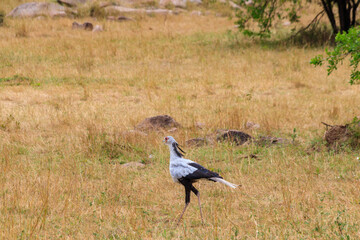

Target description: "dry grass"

left=0, top=7, right=360, bottom=239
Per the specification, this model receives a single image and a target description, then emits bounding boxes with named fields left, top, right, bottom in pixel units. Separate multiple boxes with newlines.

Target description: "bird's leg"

left=197, top=192, right=204, bottom=224
left=191, top=185, right=204, bottom=224
left=176, top=202, right=189, bottom=226
left=176, top=187, right=191, bottom=226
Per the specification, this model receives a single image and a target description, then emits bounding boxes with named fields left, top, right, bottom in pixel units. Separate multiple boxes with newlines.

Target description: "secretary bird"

left=163, top=136, right=238, bottom=225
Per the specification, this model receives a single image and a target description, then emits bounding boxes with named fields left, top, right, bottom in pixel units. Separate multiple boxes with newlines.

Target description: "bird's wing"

left=185, top=162, right=222, bottom=180
left=170, top=158, right=222, bottom=181
left=170, top=161, right=198, bottom=180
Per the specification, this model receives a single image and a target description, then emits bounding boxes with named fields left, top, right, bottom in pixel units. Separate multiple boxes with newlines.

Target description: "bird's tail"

left=210, top=177, right=238, bottom=188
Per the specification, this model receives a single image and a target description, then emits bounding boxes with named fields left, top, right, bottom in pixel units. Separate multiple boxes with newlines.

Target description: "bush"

left=311, top=26, right=360, bottom=85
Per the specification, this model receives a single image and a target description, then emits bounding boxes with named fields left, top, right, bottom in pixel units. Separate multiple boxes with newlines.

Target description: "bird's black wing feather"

left=172, top=142, right=185, bottom=158
left=183, top=162, right=222, bottom=181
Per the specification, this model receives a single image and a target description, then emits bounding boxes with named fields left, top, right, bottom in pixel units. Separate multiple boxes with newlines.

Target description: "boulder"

left=7, top=2, right=67, bottom=18
left=217, top=130, right=253, bottom=145
left=135, top=115, right=181, bottom=131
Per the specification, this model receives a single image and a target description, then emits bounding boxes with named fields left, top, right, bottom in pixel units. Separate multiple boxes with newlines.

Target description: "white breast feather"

left=169, top=159, right=197, bottom=182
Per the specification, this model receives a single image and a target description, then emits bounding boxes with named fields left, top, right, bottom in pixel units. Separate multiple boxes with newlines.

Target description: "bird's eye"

left=165, top=137, right=168, bottom=141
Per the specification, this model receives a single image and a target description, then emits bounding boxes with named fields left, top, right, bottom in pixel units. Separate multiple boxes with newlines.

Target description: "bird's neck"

left=168, top=144, right=182, bottom=161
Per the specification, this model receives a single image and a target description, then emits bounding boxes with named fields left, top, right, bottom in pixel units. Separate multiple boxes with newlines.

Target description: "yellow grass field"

left=1, top=2, right=360, bottom=239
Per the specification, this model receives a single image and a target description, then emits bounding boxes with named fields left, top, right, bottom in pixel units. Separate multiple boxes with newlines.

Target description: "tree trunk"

left=321, top=0, right=338, bottom=34
left=337, top=0, right=351, bottom=32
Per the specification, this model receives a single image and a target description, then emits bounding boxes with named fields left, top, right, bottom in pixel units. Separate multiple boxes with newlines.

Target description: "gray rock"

left=189, top=0, right=202, bottom=4
left=135, top=115, right=181, bottom=131
left=105, top=6, right=172, bottom=15
left=217, top=130, right=253, bottom=145
left=92, top=25, right=103, bottom=32
left=159, top=0, right=187, bottom=8
left=7, top=2, right=67, bottom=18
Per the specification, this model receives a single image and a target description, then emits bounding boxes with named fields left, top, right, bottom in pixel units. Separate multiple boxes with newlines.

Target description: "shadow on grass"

left=219, top=24, right=334, bottom=52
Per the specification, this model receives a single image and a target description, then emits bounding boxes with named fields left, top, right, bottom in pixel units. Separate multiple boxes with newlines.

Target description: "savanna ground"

left=1, top=0, right=360, bottom=239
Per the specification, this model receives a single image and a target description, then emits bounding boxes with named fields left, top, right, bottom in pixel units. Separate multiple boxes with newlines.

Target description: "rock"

left=72, top=21, right=93, bottom=31
left=189, top=0, right=202, bottom=4
left=92, top=25, right=103, bottom=32
left=7, top=2, right=67, bottom=18
left=256, top=136, right=290, bottom=146
left=145, top=9, right=173, bottom=14
left=245, top=0, right=253, bottom=5
left=186, top=138, right=207, bottom=147
left=159, top=0, right=187, bottom=8
left=159, top=0, right=201, bottom=7
left=245, top=121, right=260, bottom=130
left=57, top=0, right=88, bottom=7
left=217, top=130, right=253, bottom=145
left=122, top=162, right=145, bottom=168
left=324, top=125, right=352, bottom=146
left=105, top=6, right=172, bottom=15
left=135, top=115, right=181, bottom=131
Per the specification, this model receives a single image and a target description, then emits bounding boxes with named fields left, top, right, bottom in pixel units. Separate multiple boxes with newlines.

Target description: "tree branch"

left=291, top=10, right=325, bottom=38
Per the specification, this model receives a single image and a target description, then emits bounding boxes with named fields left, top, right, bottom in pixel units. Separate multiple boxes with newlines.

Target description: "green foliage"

left=311, top=27, right=360, bottom=85
left=346, top=117, right=360, bottom=148
left=235, top=0, right=301, bottom=38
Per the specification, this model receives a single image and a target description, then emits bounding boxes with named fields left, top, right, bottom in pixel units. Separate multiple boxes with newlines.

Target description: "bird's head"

left=163, top=136, right=186, bottom=157
left=163, top=136, right=176, bottom=145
